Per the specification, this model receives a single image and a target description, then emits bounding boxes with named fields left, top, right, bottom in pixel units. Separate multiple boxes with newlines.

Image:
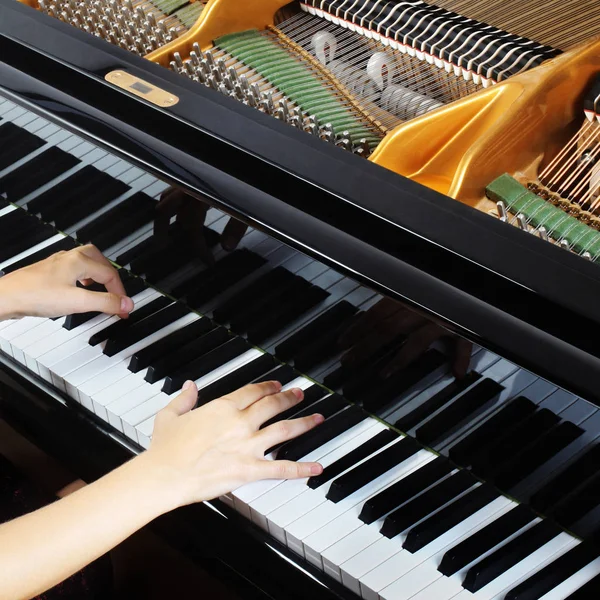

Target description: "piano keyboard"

left=3, top=98, right=600, bottom=599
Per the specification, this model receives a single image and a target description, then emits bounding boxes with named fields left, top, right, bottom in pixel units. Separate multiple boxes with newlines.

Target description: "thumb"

left=165, top=380, right=198, bottom=417
left=72, top=288, right=133, bottom=316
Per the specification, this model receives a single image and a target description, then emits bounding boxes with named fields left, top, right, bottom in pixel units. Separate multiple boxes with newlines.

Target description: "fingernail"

left=311, top=464, right=323, bottom=475
left=313, top=413, right=325, bottom=424
left=291, top=387, right=304, bottom=400
left=182, top=380, right=194, bottom=391
left=120, top=296, right=133, bottom=314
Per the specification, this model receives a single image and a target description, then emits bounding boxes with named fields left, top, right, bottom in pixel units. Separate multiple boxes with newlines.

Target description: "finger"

left=381, top=322, right=444, bottom=378
left=77, top=244, right=126, bottom=298
left=452, top=338, right=473, bottom=379
left=258, top=458, right=323, bottom=481
left=159, top=380, right=198, bottom=419
left=67, top=287, right=133, bottom=316
left=247, top=388, right=304, bottom=427
left=221, top=218, right=249, bottom=251
left=225, top=380, right=282, bottom=410
left=256, top=413, right=324, bottom=449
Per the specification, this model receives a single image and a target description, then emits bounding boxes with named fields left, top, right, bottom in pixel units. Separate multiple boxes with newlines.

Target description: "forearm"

left=0, top=453, right=176, bottom=600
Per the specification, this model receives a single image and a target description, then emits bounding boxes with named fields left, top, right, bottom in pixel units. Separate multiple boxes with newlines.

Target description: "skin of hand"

left=338, top=298, right=472, bottom=379
left=155, top=187, right=248, bottom=265
left=0, top=380, right=323, bottom=600
left=0, top=244, right=134, bottom=320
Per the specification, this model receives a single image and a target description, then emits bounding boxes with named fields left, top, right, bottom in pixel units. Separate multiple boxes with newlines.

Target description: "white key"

left=0, top=317, right=47, bottom=356
left=232, top=416, right=378, bottom=519
left=10, top=318, right=66, bottom=364
left=0, top=233, right=65, bottom=271
left=252, top=422, right=389, bottom=533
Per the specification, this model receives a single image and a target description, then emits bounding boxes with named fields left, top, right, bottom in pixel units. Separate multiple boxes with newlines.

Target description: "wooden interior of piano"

left=16, top=0, right=600, bottom=253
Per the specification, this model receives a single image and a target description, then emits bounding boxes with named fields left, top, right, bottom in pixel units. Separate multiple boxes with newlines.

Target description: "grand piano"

left=3, top=0, right=600, bottom=598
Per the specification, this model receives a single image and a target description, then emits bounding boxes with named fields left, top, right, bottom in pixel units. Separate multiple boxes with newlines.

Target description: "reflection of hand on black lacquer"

left=338, top=298, right=472, bottom=379
left=155, top=187, right=248, bottom=265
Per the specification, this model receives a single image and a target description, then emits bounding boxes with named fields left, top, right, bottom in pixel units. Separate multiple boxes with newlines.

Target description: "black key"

left=395, top=371, right=482, bottom=433
left=214, top=267, right=295, bottom=324
left=179, top=250, right=266, bottom=307
left=327, top=436, right=420, bottom=503
left=128, top=317, right=214, bottom=373
left=247, top=285, right=329, bottom=344
left=415, top=377, right=504, bottom=446
left=0, top=209, right=36, bottom=236
left=0, top=122, right=44, bottom=171
left=552, top=474, right=600, bottom=532
left=251, top=364, right=297, bottom=387
left=462, top=520, right=563, bottom=593
left=531, top=444, right=600, bottom=514
left=493, top=421, right=584, bottom=490
left=449, top=395, right=537, bottom=467
left=275, top=301, right=358, bottom=361
left=292, top=392, right=345, bottom=421
left=2, top=146, right=79, bottom=201
left=351, top=349, right=447, bottom=413
left=0, top=222, right=57, bottom=265
left=76, top=192, right=154, bottom=244
left=145, top=326, right=226, bottom=383
left=63, top=275, right=147, bottom=331
left=504, top=543, right=600, bottom=600
left=381, top=470, right=476, bottom=539
left=564, top=572, right=600, bottom=598
left=277, top=405, right=365, bottom=462
left=309, top=429, right=399, bottom=489
left=404, top=484, right=500, bottom=553
left=471, top=409, right=560, bottom=479
left=439, top=505, right=536, bottom=576
left=162, top=336, right=250, bottom=394
left=360, top=456, right=453, bottom=525
left=88, top=296, right=172, bottom=346
left=262, top=385, right=329, bottom=429
left=197, top=354, right=276, bottom=405
left=1, top=231, right=75, bottom=273
left=104, top=302, right=190, bottom=356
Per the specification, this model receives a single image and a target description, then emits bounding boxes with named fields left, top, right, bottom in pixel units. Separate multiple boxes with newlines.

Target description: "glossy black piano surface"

left=4, top=1, right=600, bottom=598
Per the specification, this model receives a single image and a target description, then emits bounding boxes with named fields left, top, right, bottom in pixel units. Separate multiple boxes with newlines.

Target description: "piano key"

left=492, top=421, right=584, bottom=490
left=103, top=302, right=190, bottom=356
left=380, top=470, right=477, bottom=539
left=403, top=483, right=501, bottom=553
left=463, top=520, right=564, bottom=592
left=1, top=235, right=76, bottom=273
left=162, top=336, right=250, bottom=395
left=308, top=428, right=399, bottom=490
left=134, top=349, right=266, bottom=447
left=231, top=416, right=379, bottom=518
left=10, top=317, right=67, bottom=364
left=144, top=325, right=227, bottom=383
left=249, top=420, right=389, bottom=531
left=438, top=504, right=538, bottom=577
left=504, top=543, right=599, bottom=600
left=326, top=436, right=420, bottom=503
left=359, top=455, right=454, bottom=525
left=394, top=370, right=483, bottom=433
left=290, top=392, right=347, bottom=421
left=89, top=296, right=172, bottom=346
left=449, top=395, right=537, bottom=467
left=355, top=495, right=514, bottom=600
left=1, top=146, right=80, bottom=201
left=262, top=385, right=329, bottom=428
left=563, top=571, right=600, bottom=599
left=530, top=443, right=600, bottom=514
left=471, top=408, right=560, bottom=478
left=250, top=363, right=298, bottom=386
left=196, top=353, right=277, bottom=405
left=276, top=405, right=366, bottom=462
left=0, top=121, right=45, bottom=170
left=415, top=377, right=504, bottom=446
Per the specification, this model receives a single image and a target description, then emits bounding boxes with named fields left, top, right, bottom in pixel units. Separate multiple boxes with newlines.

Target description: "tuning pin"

left=218, top=83, right=229, bottom=96
left=353, top=139, right=370, bottom=157
left=199, top=59, right=211, bottom=77
left=496, top=200, right=508, bottom=222
left=124, top=0, right=134, bottom=11
left=205, top=51, right=215, bottom=68
left=39, top=0, right=48, bottom=12
left=278, top=100, right=290, bottom=122
left=516, top=214, right=529, bottom=231
left=156, top=28, right=167, bottom=45
left=583, top=251, right=593, bottom=260
left=192, top=42, right=202, bottom=57
left=223, top=75, right=235, bottom=92
left=211, top=66, right=222, bottom=83
left=228, top=67, right=240, bottom=85
left=560, top=239, right=571, bottom=250
left=169, top=60, right=180, bottom=72
left=184, top=60, right=195, bottom=77
left=216, top=59, right=227, bottom=79
left=173, top=52, right=184, bottom=69
left=189, top=51, right=201, bottom=67
left=240, top=75, right=250, bottom=94
left=538, top=226, right=549, bottom=241
left=208, top=75, right=219, bottom=91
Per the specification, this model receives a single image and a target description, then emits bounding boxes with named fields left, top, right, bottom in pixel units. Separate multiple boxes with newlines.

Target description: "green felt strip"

left=486, top=174, right=600, bottom=259
left=173, top=2, right=203, bottom=27
left=216, top=29, right=378, bottom=147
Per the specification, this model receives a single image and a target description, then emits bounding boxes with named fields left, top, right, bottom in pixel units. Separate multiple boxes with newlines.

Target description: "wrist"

left=0, top=276, right=21, bottom=320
